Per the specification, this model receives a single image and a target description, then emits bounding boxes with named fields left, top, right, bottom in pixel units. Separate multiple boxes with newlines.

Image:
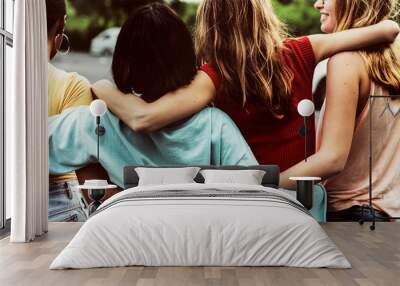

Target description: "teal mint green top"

left=49, top=107, right=258, bottom=187
left=311, top=184, right=327, bottom=223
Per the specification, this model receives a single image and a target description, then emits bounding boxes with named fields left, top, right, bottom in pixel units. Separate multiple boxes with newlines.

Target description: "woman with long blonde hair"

left=93, top=0, right=399, bottom=171
left=280, top=0, right=400, bottom=221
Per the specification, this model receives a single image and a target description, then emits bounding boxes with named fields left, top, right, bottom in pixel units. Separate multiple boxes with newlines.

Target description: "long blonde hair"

left=195, top=0, right=293, bottom=118
left=335, top=0, right=400, bottom=92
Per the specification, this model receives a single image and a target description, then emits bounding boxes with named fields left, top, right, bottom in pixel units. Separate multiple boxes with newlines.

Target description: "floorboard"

left=0, top=222, right=399, bottom=286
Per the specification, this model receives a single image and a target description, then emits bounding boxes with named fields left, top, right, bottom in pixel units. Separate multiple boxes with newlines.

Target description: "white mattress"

left=50, top=183, right=350, bottom=269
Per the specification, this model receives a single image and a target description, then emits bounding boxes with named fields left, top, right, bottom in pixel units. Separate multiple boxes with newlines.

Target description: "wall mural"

left=46, top=0, right=400, bottom=225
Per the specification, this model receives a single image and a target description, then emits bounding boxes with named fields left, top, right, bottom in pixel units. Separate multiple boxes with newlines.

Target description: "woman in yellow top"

left=47, top=0, right=92, bottom=222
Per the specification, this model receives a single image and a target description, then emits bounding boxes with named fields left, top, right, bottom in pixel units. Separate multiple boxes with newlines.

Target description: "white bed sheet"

left=50, top=183, right=350, bottom=269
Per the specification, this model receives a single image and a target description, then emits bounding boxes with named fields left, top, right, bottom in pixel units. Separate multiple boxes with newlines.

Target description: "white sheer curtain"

left=8, top=0, right=48, bottom=242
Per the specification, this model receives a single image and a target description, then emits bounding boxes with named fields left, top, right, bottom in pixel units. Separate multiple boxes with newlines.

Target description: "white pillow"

left=135, top=167, right=201, bottom=186
left=200, top=169, right=266, bottom=185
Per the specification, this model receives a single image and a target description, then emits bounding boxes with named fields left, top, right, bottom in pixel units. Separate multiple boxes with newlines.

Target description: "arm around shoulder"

left=93, top=71, right=216, bottom=133
left=92, top=80, right=150, bottom=132
left=309, top=20, right=400, bottom=62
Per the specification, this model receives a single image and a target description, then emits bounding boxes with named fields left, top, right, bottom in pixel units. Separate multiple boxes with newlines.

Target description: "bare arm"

left=309, top=20, right=400, bottom=63
left=92, top=71, right=216, bottom=132
left=280, top=52, right=362, bottom=189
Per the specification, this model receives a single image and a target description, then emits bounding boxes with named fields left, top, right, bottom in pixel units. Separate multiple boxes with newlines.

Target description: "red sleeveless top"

left=200, top=37, right=316, bottom=171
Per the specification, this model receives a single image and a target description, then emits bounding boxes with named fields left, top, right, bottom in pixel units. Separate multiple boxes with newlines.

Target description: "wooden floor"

left=0, top=222, right=399, bottom=286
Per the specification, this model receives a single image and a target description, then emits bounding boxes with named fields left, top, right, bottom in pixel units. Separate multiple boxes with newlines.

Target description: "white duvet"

left=50, top=183, right=351, bottom=269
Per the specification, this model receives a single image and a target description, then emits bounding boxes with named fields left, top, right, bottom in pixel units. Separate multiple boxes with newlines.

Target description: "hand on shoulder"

left=92, top=79, right=117, bottom=99
left=378, top=20, right=400, bottom=41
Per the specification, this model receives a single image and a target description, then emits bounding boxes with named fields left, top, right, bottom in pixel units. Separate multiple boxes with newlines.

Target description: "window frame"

left=0, top=0, right=14, bottom=231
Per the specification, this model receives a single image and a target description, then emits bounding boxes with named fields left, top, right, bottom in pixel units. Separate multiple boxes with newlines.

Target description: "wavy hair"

left=334, top=0, right=400, bottom=93
left=195, top=0, right=293, bottom=118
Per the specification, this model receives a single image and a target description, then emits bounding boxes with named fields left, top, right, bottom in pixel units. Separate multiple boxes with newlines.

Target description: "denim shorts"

left=49, top=180, right=88, bottom=222
left=327, top=205, right=389, bottom=222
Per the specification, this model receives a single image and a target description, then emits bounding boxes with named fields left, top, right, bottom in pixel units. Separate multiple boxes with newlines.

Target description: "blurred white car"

left=90, top=27, right=121, bottom=56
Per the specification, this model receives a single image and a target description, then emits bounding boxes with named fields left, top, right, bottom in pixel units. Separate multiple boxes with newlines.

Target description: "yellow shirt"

left=48, top=63, right=93, bottom=183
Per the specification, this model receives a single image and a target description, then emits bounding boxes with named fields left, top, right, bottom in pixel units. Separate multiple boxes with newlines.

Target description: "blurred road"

left=52, top=52, right=113, bottom=84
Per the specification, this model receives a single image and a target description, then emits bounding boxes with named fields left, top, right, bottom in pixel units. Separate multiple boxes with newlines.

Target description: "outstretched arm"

left=280, top=52, right=362, bottom=189
left=92, top=71, right=216, bottom=133
left=309, top=20, right=399, bottom=63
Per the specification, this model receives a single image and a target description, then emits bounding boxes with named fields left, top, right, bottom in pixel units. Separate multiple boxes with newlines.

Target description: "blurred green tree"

left=65, top=0, right=163, bottom=50
left=273, top=0, right=321, bottom=35
left=65, top=0, right=321, bottom=51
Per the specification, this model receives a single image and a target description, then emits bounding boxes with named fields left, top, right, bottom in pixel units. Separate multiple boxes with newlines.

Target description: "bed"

left=50, top=165, right=350, bottom=269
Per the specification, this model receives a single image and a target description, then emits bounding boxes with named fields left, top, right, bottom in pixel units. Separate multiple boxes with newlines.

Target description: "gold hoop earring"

left=55, top=33, right=71, bottom=55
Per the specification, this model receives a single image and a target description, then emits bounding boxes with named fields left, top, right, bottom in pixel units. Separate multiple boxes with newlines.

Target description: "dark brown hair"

left=112, top=2, right=197, bottom=102
left=45, top=0, right=66, bottom=35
